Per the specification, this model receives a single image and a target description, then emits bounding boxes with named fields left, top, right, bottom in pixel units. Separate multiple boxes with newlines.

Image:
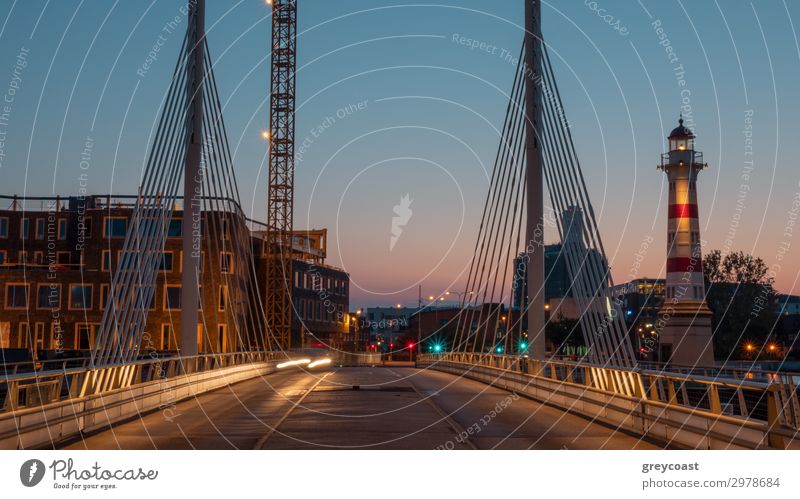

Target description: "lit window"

left=5, top=284, right=29, bottom=309
left=69, top=285, right=92, bottom=310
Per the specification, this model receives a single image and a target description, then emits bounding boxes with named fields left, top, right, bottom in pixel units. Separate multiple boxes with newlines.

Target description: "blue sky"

left=1, top=0, right=799, bottom=306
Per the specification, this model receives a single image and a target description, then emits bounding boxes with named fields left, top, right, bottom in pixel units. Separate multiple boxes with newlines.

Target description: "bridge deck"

left=60, top=367, right=659, bottom=450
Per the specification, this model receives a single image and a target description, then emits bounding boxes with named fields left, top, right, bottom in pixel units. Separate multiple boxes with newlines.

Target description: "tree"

left=702, top=250, right=777, bottom=360
left=702, top=249, right=772, bottom=285
left=546, top=312, right=584, bottom=354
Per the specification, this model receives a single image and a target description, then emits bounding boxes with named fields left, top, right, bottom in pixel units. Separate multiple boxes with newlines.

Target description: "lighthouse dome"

left=669, top=118, right=694, bottom=139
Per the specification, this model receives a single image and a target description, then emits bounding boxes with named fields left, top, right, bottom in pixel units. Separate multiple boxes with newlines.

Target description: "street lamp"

left=446, top=290, right=474, bottom=302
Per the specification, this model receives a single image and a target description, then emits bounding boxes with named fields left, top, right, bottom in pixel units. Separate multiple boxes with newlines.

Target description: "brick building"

left=0, top=195, right=349, bottom=359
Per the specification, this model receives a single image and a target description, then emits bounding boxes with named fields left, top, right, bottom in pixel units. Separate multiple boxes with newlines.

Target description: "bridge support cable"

left=451, top=39, right=636, bottom=369
left=451, top=48, right=526, bottom=354
left=93, top=31, right=192, bottom=367
left=468, top=87, right=526, bottom=355
left=538, top=44, right=636, bottom=368
left=198, top=39, right=271, bottom=354
left=92, top=6, right=278, bottom=369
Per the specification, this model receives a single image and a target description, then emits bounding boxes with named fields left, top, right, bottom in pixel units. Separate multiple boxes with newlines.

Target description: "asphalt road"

left=60, top=367, right=659, bottom=450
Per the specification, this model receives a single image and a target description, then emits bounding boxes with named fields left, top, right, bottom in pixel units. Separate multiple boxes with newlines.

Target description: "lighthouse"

left=656, top=118, right=714, bottom=366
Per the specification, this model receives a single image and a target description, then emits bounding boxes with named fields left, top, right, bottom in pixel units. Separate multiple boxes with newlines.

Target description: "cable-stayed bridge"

left=1, top=0, right=799, bottom=450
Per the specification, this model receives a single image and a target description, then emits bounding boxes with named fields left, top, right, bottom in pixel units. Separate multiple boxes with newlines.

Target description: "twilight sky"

left=1, top=0, right=799, bottom=307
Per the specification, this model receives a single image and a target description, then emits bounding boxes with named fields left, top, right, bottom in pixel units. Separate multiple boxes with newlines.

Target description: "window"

left=0, top=217, right=7, bottom=238
left=220, top=252, right=233, bottom=273
left=100, top=284, right=110, bottom=309
left=104, top=217, right=127, bottom=238
left=168, top=219, right=182, bottom=237
left=160, top=252, right=174, bottom=272
left=135, top=285, right=156, bottom=310
left=218, top=324, right=227, bottom=352
left=34, top=323, right=46, bottom=350
left=69, top=284, right=92, bottom=310
left=18, top=323, right=30, bottom=348
left=18, top=251, right=28, bottom=264
left=218, top=286, right=227, bottom=311
left=5, top=284, right=29, bottom=309
left=0, top=250, right=5, bottom=264
left=117, top=250, right=138, bottom=268
left=33, top=251, right=44, bottom=265
left=57, top=252, right=71, bottom=265
left=165, top=286, right=181, bottom=310
left=79, top=217, right=92, bottom=239
left=35, top=219, right=45, bottom=240
left=57, top=219, right=67, bottom=240
left=102, top=250, right=111, bottom=271
left=220, top=219, right=230, bottom=240
left=20, top=218, right=29, bottom=239
left=76, top=324, right=93, bottom=350
left=161, top=324, right=173, bottom=350
left=0, top=322, right=9, bottom=348
left=37, top=284, right=60, bottom=309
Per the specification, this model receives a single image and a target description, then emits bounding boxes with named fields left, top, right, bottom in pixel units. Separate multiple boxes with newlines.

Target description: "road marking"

left=253, top=371, right=333, bottom=450
left=388, top=369, right=479, bottom=450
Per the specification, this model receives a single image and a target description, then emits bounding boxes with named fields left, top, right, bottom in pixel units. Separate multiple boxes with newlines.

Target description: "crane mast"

left=265, top=0, right=298, bottom=350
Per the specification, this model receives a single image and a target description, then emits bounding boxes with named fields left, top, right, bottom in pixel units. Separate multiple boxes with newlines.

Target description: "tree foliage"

left=701, top=250, right=777, bottom=360
left=702, top=249, right=773, bottom=285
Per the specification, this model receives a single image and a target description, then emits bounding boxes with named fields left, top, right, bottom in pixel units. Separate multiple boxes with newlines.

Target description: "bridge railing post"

left=767, top=385, right=787, bottom=449
left=708, top=384, right=722, bottom=414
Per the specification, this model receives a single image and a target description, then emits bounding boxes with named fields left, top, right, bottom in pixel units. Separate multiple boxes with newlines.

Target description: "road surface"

left=60, top=366, right=659, bottom=450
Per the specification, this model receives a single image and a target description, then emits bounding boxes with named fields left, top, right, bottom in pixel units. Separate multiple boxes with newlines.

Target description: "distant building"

left=611, top=278, right=666, bottom=356
left=252, top=228, right=350, bottom=347
left=777, top=294, right=800, bottom=316
left=0, top=195, right=349, bottom=358
left=408, top=303, right=520, bottom=354
left=513, top=207, right=610, bottom=318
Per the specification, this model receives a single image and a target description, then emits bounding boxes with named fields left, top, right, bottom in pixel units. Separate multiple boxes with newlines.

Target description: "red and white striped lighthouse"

left=656, top=117, right=714, bottom=366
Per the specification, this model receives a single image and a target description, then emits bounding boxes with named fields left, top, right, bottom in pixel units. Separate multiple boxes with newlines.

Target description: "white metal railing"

left=418, top=353, right=800, bottom=436
left=0, top=351, right=288, bottom=413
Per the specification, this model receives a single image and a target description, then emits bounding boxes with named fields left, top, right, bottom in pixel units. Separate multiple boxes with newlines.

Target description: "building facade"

left=0, top=195, right=349, bottom=359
